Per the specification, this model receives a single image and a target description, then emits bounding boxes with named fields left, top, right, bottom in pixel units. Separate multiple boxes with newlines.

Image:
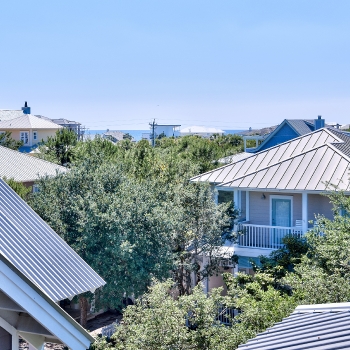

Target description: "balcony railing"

left=237, top=223, right=303, bottom=249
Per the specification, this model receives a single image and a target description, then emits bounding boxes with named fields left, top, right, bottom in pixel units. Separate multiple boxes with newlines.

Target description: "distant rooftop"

left=0, top=109, right=24, bottom=121
left=181, top=126, right=225, bottom=134
left=0, top=145, right=67, bottom=182
left=0, top=114, right=62, bottom=129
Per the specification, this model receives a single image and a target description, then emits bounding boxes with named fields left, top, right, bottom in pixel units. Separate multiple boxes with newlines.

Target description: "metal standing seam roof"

left=286, top=119, right=315, bottom=135
left=0, top=179, right=105, bottom=302
left=219, top=143, right=350, bottom=191
left=191, top=128, right=342, bottom=185
left=0, top=145, right=67, bottom=182
left=0, top=114, right=62, bottom=129
left=217, top=152, right=252, bottom=164
left=238, top=303, right=350, bottom=350
left=0, top=110, right=24, bottom=121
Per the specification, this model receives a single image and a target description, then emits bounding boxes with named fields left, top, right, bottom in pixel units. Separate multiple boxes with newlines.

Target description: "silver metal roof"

left=0, top=179, right=105, bottom=301
left=192, top=128, right=350, bottom=192
left=217, top=152, right=252, bottom=164
left=0, top=114, right=62, bottom=129
left=238, top=303, right=350, bottom=350
left=0, top=110, right=24, bottom=121
left=0, top=145, right=67, bottom=182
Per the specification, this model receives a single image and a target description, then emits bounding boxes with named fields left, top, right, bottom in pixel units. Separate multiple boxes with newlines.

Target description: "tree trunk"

left=79, top=296, right=88, bottom=328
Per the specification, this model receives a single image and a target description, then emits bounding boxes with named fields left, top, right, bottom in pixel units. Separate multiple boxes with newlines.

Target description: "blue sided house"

left=245, top=116, right=325, bottom=153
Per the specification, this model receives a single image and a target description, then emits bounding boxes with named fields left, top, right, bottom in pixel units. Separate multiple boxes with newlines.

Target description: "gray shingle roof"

left=0, top=114, right=62, bottom=129
left=0, top=179, right=106, bottom=301
left=0, top=145, right=67, bottom=182
left=238, top=303, right=350, bottom=350
left=0, top=110, right=24, bottom=121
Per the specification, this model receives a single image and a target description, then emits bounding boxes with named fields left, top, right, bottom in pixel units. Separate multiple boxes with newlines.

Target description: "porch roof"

left=0, top=253, right=94, bottom=349
left=192, top=128, right=350, bottom=192
left=0, top=179, right=105, bottom=302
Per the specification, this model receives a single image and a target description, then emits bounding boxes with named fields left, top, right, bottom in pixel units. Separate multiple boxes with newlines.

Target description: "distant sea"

left=86, top=129, right=245, bottom=141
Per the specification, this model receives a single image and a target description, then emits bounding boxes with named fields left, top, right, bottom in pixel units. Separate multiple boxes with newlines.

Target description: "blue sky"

left=1, top=1, right=349, bottom=130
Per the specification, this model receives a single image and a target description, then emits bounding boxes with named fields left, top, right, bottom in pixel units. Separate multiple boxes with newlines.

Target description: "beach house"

left=191, top=127, right=350, bottom=291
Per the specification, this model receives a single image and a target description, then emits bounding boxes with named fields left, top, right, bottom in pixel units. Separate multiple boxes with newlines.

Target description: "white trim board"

left=0, top=256, right=93, bottom=350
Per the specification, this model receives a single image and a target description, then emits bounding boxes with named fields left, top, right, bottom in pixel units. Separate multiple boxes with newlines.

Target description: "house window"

left=33, top=131, right=38, bottom=141
left=32, top=184, right=40, bottom=193
left=20, top=131, right=29, bottom=145
left=218, top=191, right=233, bottom=205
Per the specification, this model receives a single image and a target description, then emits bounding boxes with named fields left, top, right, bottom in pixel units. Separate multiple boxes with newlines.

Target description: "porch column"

left=302, top=192, right=308, bottom=233
left=246, top=191, right=250, bottom=222
left=233, top=190, right=240, bottom=211
left=232, top=264, right=238, bottom=277
left=12, top=334, right=19, bottom=350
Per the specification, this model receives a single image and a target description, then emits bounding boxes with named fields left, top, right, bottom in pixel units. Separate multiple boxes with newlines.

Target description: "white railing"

left=217, top=306, right=237, bottom=325
left=238, top=224, right=303, bottom=249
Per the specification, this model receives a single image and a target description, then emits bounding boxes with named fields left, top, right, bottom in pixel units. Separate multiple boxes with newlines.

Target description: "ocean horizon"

left=86, top=129, right=245, bottom=141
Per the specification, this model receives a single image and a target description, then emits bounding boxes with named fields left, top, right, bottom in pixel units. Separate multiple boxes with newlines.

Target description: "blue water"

left=86, top=129, right=245, bottom=141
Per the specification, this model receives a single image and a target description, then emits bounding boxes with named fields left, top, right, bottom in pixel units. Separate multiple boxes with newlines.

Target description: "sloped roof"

left=238, top=302, right=350, bottom=350
left=0, top=179, right=106, bottom=301
left=0, top=110, right=24, bottom=121
left=104, top=130, right=125, bottom=142
left=217, top=152, right=252, bottom=164
left=286, top=119, right=315, bottom=135
left=0, top=254, right=94, bottom=348
left=249, top=119, right=315, bottom=153
left=192, top=128, right=350, bottom=192
left=0, top=145, right=67, bottom=182
left=0, top=114, right=62, bottom=129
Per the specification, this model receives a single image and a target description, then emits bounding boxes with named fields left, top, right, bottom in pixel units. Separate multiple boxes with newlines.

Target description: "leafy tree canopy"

left=0, top=131, right=23, bottom=150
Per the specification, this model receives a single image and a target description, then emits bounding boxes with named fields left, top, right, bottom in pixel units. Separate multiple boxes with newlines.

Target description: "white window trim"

left=33, top=130, right=38, bottom=141
left=269, top=195, right=293, bottom=227
left=20, top=131, right=29, bottom=145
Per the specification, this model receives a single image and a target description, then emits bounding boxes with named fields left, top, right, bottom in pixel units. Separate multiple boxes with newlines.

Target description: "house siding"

left=248, top=192, right=302, bottom=226
left=247, top=191, right=333, bottom=227
left=308, top=194, right=333, bottom=222
left=259, top=123, right=298, bottom=151
left=0, top=129, right=58, bottom=146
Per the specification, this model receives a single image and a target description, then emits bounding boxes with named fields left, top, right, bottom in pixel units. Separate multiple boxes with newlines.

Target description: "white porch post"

left=246, top=191, right=250, bottom=222
left=233, top=189, right=240, bottom=210
left=302, top=192, right=308, bottom=233
left=232, top=264, right=238, bottom=277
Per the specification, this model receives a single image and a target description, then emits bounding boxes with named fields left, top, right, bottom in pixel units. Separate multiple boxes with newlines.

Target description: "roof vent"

left=314, top=116, right=325, bottom=130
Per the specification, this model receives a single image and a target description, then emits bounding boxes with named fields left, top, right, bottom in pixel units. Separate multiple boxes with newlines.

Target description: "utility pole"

left=149, top=119, right=156, bottom=147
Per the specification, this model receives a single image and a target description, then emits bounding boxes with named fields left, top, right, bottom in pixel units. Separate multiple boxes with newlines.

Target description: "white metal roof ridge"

left=217, top=141, right=349, bottom=188
left=295, top=302, right=350, bottom=313
left=190, top=128, right=342, bottom=183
